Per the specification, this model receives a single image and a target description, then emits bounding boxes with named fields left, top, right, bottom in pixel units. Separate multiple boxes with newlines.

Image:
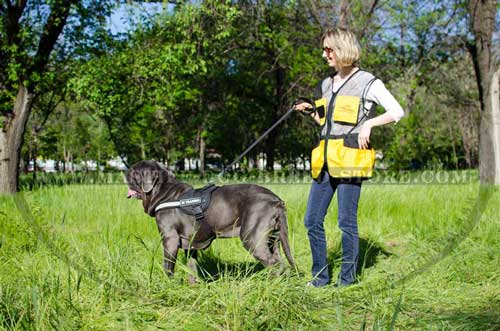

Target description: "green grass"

left=0, top=181, right=499, bottom=330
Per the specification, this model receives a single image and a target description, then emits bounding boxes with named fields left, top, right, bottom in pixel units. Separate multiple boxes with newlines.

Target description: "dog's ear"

left=141, top=169, right=159, bottom=194
left=153, top=161, right=176, bottom=183
left=165, top=168, right=176, bottom=182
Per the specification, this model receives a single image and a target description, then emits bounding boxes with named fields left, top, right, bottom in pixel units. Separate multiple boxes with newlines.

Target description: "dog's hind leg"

left=247, top=240, right=278, bottom=267
left=185, top=249, right=199, bottom=285
left=241, top=227, right=280, bottom=268
left=240, top=204, right=281, bottom=267
left=267, top=231, right=286, bottom=275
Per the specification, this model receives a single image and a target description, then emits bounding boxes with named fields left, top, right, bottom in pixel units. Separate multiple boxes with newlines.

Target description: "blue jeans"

left=304, top=170, right=362, bottom=286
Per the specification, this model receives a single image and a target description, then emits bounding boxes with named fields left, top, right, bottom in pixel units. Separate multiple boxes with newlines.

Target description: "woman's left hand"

left=358, top=121, right=372, bottom=149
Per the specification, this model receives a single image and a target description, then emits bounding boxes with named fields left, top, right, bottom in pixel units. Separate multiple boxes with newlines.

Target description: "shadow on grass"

left=425, top=307, right=500, bottom=330
left=327, top=237, right=392, bottom=281
left=195, top=249, right=265, bottom=282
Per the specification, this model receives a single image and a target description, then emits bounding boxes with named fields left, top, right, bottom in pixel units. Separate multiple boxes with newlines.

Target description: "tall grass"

left=0, top=180, right=499, bottom=330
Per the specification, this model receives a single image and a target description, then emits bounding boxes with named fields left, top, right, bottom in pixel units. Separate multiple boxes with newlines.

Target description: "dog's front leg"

left=161, top=234, right=180, bottom=277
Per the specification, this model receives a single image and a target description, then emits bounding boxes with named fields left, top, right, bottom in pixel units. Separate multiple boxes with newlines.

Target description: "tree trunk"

left=0, top=86, right=34, bottom=194
left=468, top=0, right=498, bottom=184
left=265, top=132, right=276, bottom=171
left=339, top=0, right=351, bottom=29
left=457, top=105, right=480, bottom=168
left=479, top=68, right=500, bottom=183
left=140, top=138, right=146, bottom=160
left=63, top=143, right=68, bottom=173
left=197, top=127, right=206, bottom=176
left=199, top=132, right=206, bottom=176
left=266, top=65, right=286, bottom=171
left=1, top=1, right=75, bottom=194
left=32, top=128, right=38, bottom=188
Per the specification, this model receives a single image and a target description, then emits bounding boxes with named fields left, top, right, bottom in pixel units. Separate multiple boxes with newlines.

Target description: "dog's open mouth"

left=127, top=189, right=141, bottom=199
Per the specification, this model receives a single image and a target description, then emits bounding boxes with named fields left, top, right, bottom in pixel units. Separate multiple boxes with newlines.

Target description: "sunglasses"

left=323, top=46, right=334, bottom=54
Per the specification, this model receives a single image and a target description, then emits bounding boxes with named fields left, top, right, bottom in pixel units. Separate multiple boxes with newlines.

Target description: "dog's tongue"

left=127, top=189, right=138, bottom=198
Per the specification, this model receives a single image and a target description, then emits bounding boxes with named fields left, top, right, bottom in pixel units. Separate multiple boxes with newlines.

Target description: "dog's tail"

left=277, top=201, right=295, bottom=267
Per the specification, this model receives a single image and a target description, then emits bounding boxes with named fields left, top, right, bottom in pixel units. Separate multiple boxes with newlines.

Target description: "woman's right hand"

left=294, top=102, right=313, bottom=113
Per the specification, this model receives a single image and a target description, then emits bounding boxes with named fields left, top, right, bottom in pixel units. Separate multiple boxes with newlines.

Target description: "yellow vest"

left=311, top=70, right=378, bottom=179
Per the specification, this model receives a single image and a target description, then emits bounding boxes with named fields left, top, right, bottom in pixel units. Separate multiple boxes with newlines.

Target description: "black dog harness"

left=154, top=183, right=219, bottom=222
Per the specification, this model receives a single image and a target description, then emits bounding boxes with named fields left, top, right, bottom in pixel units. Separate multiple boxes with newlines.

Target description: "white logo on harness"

left=180, top=198, right=202, bottom=206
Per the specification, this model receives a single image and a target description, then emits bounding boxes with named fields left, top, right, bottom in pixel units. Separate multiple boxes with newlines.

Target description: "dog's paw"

left=187, top=274, right=199, bottom=285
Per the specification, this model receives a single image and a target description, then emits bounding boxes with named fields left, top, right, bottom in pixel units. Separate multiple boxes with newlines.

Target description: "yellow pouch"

left=326, top=139, right=375, bottom=178
left=310, top=140, right=325, bottom=179
left=314, top=98, right=327, bottom=126
left=332, top=96, right=360, bottom=125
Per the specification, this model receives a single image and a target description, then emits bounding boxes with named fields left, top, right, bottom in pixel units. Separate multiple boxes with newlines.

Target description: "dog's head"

left=125, top=160, right=175, bottom=200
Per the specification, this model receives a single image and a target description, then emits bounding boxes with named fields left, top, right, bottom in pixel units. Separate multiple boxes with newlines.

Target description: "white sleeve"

left=366, top=79, right=405, bottom=123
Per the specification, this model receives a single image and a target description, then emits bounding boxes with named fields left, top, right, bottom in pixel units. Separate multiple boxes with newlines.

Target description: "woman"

left=295, top=28, right=404, bottom=287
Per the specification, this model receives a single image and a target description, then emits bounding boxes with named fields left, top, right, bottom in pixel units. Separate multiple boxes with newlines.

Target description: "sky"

left=107, top=2, right=175, bottom=35
left=106, top=2, right=498, bottom=54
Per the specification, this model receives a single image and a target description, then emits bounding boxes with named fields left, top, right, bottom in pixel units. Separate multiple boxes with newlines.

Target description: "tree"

left=71, top=1, right=240, bottom=171
left=17, top=0, right=490, bottom=176
left=228, top=1, right=324, bottom=171
left=467, top=0, right=499, bottom=184
left=354, top=0, right=484, bottom=170
left=0, top=0, right=113, bottom=194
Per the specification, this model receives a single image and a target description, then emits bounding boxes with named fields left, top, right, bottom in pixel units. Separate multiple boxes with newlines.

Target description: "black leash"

left=217, top=98, right=315, bottom=177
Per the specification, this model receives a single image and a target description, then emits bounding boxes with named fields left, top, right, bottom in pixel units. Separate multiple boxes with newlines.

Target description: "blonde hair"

left=321, top=28, right=361, bottom=68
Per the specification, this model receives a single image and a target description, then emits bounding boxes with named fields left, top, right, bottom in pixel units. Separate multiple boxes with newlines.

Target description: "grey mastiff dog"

left=126, top=160, right=295, bottom=282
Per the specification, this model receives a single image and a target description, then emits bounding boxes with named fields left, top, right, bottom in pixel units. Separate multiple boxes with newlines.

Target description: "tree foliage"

left=14, top=0, right=500, bottom=177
